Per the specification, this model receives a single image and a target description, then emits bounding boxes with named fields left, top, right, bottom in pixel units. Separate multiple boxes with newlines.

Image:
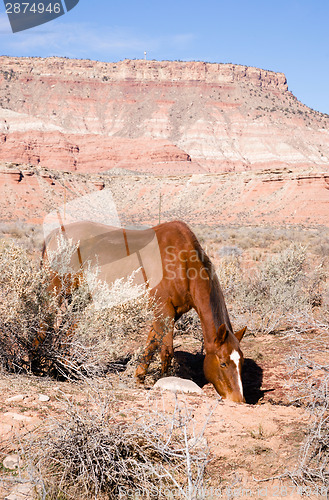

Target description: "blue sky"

left=1, top=0, right=329, bottom=114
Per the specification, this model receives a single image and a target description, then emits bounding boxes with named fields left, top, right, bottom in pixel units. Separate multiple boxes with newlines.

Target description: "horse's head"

left=203, top=324, right=247, bottom=403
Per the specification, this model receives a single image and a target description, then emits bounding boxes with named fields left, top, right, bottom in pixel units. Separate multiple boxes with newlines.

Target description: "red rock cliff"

left=1, top=57, right=328, bottom=174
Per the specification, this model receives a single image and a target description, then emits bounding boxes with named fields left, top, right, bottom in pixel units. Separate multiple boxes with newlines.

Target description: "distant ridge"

left=1, top=56, right=328, bottom=175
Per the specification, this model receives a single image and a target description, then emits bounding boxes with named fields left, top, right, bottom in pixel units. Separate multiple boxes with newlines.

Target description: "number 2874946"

left=5, top=3, right=62, bottom=14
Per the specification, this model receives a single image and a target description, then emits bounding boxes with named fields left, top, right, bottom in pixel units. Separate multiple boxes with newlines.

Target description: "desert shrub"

left=25, top=394, right=209, bottom=499
left=217, top=244, right=326, bottom=334
left=174, top=309, right=202, bottom=341
left=0, top=239, right=153, bottom=378
left=0, top=239, right=50, bottom=371
left=314, top=238, right=329, bottom=258
left=196, top=224, right=329, bottom=258
left=218, top=245, right=242, bottom=258
left=0, top=222, right=44, bottom=252
left=286, top=328, right=329, bottom=491
left=322, top=283, right=329, bottom=324
left=244, top=244, right=309, bottom=313
left=216, top=254, right=242, bottom=297
left=0, top=221, right=28, bottom=238
left=53, top=275, right=154, bottom=379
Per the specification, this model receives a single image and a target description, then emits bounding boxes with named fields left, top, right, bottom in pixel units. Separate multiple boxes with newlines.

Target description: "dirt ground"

left=0, top=330, right=325, bottom=500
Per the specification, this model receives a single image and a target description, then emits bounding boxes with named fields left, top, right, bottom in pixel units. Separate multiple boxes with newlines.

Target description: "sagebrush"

left=22, top=389, right=210, bottom=499
left=0, top=239, right=153, bottom=378
left=216, top=243, right=327, bottom=334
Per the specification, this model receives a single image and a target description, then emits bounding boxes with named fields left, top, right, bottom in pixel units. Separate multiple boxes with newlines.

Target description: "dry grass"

left=18, top=387, right=210, bottom=500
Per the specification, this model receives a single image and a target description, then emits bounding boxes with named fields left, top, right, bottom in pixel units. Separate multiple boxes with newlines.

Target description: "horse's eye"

left=220, top=363, right=227, bottom=368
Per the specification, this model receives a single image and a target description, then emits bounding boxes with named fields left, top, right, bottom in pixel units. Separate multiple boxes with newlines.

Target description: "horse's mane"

left=190, top=231, right=233, bottom=334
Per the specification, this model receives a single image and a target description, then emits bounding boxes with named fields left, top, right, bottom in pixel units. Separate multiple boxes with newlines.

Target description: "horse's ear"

left=235, top=326, right=247, bottom=342
left=215, top=323, right=228, bottom=345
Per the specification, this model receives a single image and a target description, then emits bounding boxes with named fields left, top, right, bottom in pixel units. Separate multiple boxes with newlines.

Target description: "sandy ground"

left=0, top=331, right=325, bottom=500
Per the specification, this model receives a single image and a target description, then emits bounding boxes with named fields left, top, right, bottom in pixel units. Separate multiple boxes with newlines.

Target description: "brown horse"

left=42, top=220, right=246, bottom=402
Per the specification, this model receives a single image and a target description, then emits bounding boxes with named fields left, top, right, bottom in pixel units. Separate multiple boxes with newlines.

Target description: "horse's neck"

left=195, top=274, right=233, bottom=352
left=201, top=315, right=232, bottom=353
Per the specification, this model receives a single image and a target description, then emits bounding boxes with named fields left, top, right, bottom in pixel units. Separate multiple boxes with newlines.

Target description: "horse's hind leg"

left=135, top=323, right=161, bottom=382
left=160, top=315, right=175, bottom=375
left=135, top=304, right=175, bottom=382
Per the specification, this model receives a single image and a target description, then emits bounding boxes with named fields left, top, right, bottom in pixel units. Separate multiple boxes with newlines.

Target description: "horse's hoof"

left=135, top=366, right=146, bottom=384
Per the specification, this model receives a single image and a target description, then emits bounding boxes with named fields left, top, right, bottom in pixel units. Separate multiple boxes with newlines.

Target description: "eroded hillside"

left=1, top=162, right=328, bottom=226
left=1, top=57, right=329, bottom=174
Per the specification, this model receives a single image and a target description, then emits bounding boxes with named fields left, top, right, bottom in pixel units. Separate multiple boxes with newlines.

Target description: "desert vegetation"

left=0, top=235, right=154, bottom=378
left=23, top=392, right=210, bottom=499
left=0, top=234, right=211, bottom=498
left=199, top=225, right=329, bottom=493
left=0, top=224, right=328, bottom=498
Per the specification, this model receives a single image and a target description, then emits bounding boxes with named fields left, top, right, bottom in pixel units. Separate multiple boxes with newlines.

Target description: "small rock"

left=3, top=454, right=19, bottom=470
left=0, top=423, right=12, bottom=437
left=4, top=412, right=34, bottom=422
left=5, top=482, right=35, bottom=500
left=187, top=436, right=208, bottom=450
left=5, top=395, right=26, bottom=403
left=38, top=394, right=50, bottom=402
left=153, top=377, right=203, bottom=394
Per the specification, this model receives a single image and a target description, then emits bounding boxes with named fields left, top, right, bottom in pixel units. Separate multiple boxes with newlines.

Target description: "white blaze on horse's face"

left=203, top=324, right=246, bottom=403
left=230, top=350, right=244, bottom=398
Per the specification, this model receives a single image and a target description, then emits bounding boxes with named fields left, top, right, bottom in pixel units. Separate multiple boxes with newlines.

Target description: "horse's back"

left=45, top=220, right=194, bottom=270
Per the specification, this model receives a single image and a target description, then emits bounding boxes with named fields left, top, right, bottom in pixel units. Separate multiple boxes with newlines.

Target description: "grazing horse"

left=42, top=220, right=246, bottom=402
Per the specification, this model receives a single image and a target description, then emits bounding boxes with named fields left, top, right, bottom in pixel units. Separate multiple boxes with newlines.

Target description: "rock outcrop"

left=0, top=57, right=328, bottom=228
left=0, top=126, right=201, bottom=174
left=1, top=162, right=328, bottom=227
left=0, top=57, right=288, bottom=88
left=1, top=57, right=329, bottom=174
